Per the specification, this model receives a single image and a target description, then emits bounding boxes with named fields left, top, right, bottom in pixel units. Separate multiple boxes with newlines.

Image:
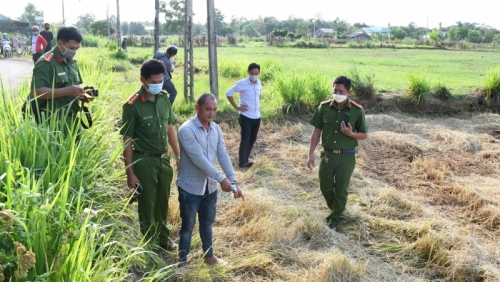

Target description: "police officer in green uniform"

left=30, top=26, right=84, bottom=127
left=307, top=76, right=368, bottom=231
left=120, top=59, right=180, bottom=251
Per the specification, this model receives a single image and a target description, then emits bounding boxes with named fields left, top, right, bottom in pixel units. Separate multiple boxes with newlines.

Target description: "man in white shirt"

left=225, top=63, right=262, bottom=169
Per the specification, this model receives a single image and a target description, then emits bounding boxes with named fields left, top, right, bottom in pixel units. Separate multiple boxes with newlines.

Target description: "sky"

left=2, top=0, right=499, bottom=29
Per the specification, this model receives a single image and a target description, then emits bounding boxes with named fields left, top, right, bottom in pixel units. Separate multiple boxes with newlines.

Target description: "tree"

left=214, top=8, right=232, bottom=35
left=129, top=22, right=147, bottom=35
left=193, top=22, right=206, bottom=36
left=90, top=20, right=115, bottom=36
left=0, top=19, right=17, bottom=33
left=429, top=30, right=441, bottom=46
left=241, top=24, right=256, bottom=37
left=160, top=0, right=185, bottom=34
left=121, top=21, right=129, bottom=35
left=447, top=26, right=458, bottom=41
left=466, top=30, right=482, bottom=43
left=18, top=3, right=43, bottom=22
left=295, top=20, right=310, bottom=38
left=76, top=13, right=95, bottom=31
left=391, top=27, right=407, bottom=40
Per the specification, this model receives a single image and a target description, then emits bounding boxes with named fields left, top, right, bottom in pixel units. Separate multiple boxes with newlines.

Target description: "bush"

left=365, top=40, right=374, bottom=48
left=295, top=40, right=308, bottom=48
left=274, top=71, right=308, bottom=111
left=81, top=34, right=106, bottom=47
left=346, top=41, right=360, bottom=48
left=219, top=59, right=246, bottom=78
left=307, top=71, right=331, bottom=106
left=406, top=71, right=431, bottom=104
left=349, top=67, right=376, bottom=100
left=482, top=67, right=500, bottom=104
left=432, top=80, right=452, bottom=100
left=112, top=49, right=128, bottom=60
left=259, top=58, right=284, bottom=82
left=107, top=41, right=118, bottom=51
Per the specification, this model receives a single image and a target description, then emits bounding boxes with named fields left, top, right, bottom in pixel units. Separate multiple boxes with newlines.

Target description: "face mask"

left=32, top=32, right=38, bottom=36
left=146, top=82, right=163, bottom=95
left=61, top=44, right=77, bottom=59
left=45, top=27, right=50, bottom=30
left=333, top=94, right=347, bottom=103
left=249, top=75, right=259, bottom=81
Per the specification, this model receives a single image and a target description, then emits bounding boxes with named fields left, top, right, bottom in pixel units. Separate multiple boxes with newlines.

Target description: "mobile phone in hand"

left=343, top=113, right=350, bottom=127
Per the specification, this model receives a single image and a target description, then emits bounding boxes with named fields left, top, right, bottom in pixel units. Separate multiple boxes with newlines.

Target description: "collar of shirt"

left=332, top=98, right=352, bottom=109
left=193, top=115, right=213, bottom=131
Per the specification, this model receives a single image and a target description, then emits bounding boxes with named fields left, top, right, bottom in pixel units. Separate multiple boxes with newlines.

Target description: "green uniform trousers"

left=132, top=153, right=173, bottom=246
left=318, top=151, right=356, bottom=226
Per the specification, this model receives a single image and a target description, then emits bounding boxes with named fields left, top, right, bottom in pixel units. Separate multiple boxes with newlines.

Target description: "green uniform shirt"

left=120, top=88, right=174, bottom=153
left=31, top=46, right=83, bottom=113
left=309, top=98, right=368, bottom=150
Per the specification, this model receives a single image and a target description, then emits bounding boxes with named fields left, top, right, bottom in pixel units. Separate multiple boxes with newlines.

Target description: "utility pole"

left=154, top=0, right=160, bottom=52
left=116, top=0, right=121, bottom=50
left=62, top=0, right=65, bottom=24
left=207, top=0, right=219, bottom=97
left=107, top=5, right=110, bottom=39
left=184, top=0, right=194, bottom=101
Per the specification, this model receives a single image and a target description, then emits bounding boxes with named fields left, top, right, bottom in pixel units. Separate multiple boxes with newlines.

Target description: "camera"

left=83, top=86, right=99, bottom=103
left=128, top=183, right=143, bottom=204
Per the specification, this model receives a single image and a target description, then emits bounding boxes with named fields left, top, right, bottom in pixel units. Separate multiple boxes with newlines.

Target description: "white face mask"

left=249, top=75, right=259, bottom=81
left=333, top=93, right=347, bottom=103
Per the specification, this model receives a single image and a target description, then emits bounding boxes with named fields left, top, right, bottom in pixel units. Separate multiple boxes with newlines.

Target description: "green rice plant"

left=0, top=50, right=176, bottom=281
left=348, top=67, right=376, bottom=100
left=432, top=80, right=452, bottom=100
left=218, top=59, right=247, bottom=79
left=274, top=71, right=308, bottom=111
left=482, top=67, right=500, bottom=105
left=307, top=71, right=331, bottom=106
left=259, top=58, right=284, bottom=82
left=406, top=71, right=431, bottom=104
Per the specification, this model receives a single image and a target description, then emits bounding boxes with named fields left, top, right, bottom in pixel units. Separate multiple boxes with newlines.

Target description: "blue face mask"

left=146, top=82, right=163, bottom=95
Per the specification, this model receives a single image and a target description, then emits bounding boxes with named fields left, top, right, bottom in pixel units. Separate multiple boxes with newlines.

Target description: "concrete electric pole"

left=184, top=0, right=194, bottom=101
left=116, top=0, right=121, bottom=50
left=206, top=0, right=219, bottom=97
left=154, top=0, right=160, bottom=52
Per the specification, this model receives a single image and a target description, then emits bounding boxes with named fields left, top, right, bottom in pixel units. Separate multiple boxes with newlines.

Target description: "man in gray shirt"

left=176, top=93, right=244, bottom=269
left=152, top=45, right=178, bottom=105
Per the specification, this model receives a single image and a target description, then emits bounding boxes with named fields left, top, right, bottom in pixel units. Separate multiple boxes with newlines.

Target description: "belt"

left=323, top=148, right=358, bottom=154
left=133, top=150, right=168, bottom=158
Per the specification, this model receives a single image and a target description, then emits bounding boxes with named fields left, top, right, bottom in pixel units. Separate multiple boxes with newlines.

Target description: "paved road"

left=0, top=58, right=33, bottom=92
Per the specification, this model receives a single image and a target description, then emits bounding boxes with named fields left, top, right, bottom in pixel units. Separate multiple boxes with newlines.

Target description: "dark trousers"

left=238, top=114, right=260, bottom=167
left=132, top=154, right=173, bottom=247
left=33, top=53, right=42, bottom=64
left=162, top=79, right=177, bottom=105
left=318, top=151, right=356, bottom=226
left=178, top=187, right=217, bottom=263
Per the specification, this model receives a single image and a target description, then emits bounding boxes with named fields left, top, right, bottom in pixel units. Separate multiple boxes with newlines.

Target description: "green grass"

left=186, top=45, right=500, bottom=95
left=482, top=67, right=500, bottom=104
left=348, top=67, right=376, bottom=99
left=0, top=51, right=175, bottom=281
left=406, top=71, right=431, bottom=104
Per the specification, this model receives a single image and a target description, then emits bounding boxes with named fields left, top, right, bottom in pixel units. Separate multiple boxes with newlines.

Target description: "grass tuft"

left=482, top=67, right=500, bottom=105
left=406, top=71, right=431, bottom=104
left=349, top=67, right=376, bottom=99
left=432, top=79, right=452, bottom=100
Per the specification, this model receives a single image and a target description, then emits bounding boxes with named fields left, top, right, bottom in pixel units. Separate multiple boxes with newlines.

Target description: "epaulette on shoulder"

left=160, top=90, right=169, bottom=95
left=351, top=100, right=363, bottom=109
left=126, top=93, right=139, bottom=105
left=44, top=53, right=54, bottom=62
left=320, top=99, right=333, bottom=105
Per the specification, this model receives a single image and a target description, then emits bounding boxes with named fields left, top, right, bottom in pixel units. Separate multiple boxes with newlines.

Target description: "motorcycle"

left=2, top=41, right=12, bottom=58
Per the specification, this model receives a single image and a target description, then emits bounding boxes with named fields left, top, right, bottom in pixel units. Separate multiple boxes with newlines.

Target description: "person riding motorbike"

left=1, top=33, right=11, bottom=57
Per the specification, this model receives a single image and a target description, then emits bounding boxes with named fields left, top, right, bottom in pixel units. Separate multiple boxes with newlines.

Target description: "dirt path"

left=0, top=58, right=33, bottom=92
